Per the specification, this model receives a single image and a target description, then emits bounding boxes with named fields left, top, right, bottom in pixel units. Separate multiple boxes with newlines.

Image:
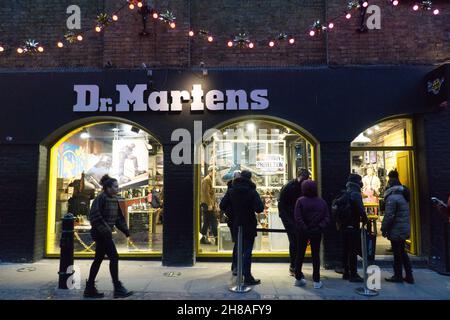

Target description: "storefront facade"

left=0, top=65, right=449, bottom=272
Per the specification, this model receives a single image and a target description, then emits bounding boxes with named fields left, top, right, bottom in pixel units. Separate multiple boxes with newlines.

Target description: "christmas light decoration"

left=0, top=0, right=442, bottom=56
left=16, top=39, right=44, bottom=55
left=309, top=20, right=327, bottom=37
left=159, top=10, right=176, bottom=26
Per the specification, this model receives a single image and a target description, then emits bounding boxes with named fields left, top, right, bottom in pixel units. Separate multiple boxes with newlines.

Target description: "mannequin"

left=362, top=166, right=381, bottom=203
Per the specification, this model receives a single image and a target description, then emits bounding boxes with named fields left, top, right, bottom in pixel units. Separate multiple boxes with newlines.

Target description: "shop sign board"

left=73, top=84, right=269, bottom=112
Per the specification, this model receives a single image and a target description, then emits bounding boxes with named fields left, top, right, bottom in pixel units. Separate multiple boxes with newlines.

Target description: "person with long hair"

left=84, top=175, right=133, bottom=298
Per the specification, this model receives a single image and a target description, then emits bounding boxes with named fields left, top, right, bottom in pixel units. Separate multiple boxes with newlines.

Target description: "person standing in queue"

left=341, top=174, right=368, bottom=282
left=84, top=175, right=133, bottom=299
left=294, top=180, right=330, bottom=289
left=278, top=168, right=310, bottom=276
left=381, top=170, right=414, bottom=284
left=224, top=170, right=241, bottom=276
left=220, top=170, right=264, bottom=285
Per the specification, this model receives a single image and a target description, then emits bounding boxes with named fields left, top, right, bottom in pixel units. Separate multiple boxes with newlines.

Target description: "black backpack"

left=331, top=191, right=352, bottom=228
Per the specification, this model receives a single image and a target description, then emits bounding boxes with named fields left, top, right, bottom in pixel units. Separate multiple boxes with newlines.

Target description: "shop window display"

left=350, top=118, right=418, bottom=255
left=198, top=120, right=315, bottom=255
left=47, top=122, right=164, bottom=256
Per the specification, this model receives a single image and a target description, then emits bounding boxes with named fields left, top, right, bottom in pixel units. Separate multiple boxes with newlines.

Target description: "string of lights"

left=0, top=0, right=442, bottom=56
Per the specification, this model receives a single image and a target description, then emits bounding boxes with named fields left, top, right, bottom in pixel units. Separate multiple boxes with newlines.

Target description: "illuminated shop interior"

left=197, top=119, right=316, bottom=256
left=47, top=122, right=164, bottom=256
left=350, top=118, right=419, bottom=255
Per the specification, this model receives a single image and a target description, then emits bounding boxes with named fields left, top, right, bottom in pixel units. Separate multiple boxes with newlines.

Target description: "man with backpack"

left=278, top=168, right=310, bottom=276
left=332, top=173, right=368, bottom=282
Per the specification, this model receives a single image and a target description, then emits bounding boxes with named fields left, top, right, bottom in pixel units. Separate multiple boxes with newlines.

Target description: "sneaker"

left=244, top=276, right=261, bottom=286
left=294, top=278, right=307, bottom=287
left=83, top=280, right=104, bottom=299
left=349, top=274, right=364, bottom=283
left=404, top=275, right=415, bottom=284
left=313, top=281, right=323, bottom=289
left=200, top=236, right=211, bottom=245
left=113, top=282, right=134, bottom=298
left=385, top=276, right=403, bottom=283
left=335, top=267, right=344, bottom=274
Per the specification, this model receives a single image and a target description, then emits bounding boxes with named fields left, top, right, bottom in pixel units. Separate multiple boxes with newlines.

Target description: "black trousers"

left=200, top=203, right=218, bottom=237
left=342, top=228, right=360, bottom=277
left=391, top=239, right=413, bottom=277
left=280, top=217, right=298, bottom=269
left=88, top=229, right=120, bottom=286
left=295, top=232, right=322, bottom=282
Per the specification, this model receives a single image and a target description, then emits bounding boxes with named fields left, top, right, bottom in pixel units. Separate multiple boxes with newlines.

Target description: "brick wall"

left=162, top=143, right=195, bottom=266
left=423, top=106, right=450, bottom=273
left=0, top=0, right=448, bottom=69
left=0, top=145, right=40, bottom=262
left=319, top=141, right=351, bottom=269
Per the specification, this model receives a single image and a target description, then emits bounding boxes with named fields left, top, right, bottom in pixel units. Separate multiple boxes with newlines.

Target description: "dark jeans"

left=242, top=237, right=255, bottom=278
left=286, top=230, right=299, bottom=270
left=231, top=235, right=255, bottom=278
left=200, top=203, right=218, bottom=237
left=88, top=229, right=120, bottom=286
left=342, top=228, right=360, bottom=277
left=295, top=232, right=322, bottom=282
left=280, top=217, right=298, bottom=270
left=391, top=239, right=413, bottom=277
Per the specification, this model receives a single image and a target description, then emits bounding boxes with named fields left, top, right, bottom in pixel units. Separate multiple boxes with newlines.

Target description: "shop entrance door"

left=396, top=151, right=419, bottom=254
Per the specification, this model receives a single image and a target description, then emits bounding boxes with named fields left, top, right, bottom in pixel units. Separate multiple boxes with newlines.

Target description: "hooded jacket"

left=219, top=177, right=264, bottom=239
left=381, top=184, right=411, bottom=241
left=278, top=177, right=307, bottom=230
left=294, top=180, right=330, bottom=233
left=345, top=181, right=368, bottom=229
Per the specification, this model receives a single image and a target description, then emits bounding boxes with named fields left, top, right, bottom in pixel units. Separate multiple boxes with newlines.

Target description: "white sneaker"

left=294, top=278, right=307, bottom=287
left=313, top=281, right=323, bottom=289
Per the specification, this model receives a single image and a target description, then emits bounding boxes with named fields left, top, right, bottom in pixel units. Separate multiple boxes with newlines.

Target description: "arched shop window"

left=350, top=118, right=420, bottom=255
left=197, top=119, right=317, bottom=257
left=46, top=122, right=164, bottom=257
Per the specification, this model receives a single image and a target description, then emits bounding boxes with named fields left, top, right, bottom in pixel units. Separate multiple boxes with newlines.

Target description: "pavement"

left=0, top=259, right=449, bottom=300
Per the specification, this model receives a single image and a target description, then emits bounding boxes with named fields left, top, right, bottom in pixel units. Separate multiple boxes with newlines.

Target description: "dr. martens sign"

left=73, top=84, right=269, bottom=112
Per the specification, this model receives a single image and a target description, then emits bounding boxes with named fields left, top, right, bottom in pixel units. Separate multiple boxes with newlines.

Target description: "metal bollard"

left=229, top=226, right=252, bottom=293
left=355, top=225, right=379, bottom=296
left=58, top=213, right=75, bottom=289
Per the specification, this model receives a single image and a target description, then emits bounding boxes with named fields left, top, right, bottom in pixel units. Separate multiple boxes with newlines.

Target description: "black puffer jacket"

left=381, top=184, right=411, bottom=241
left=220, top=178, right=264, bottom=239
left=278, top=178, right=306, bottom=232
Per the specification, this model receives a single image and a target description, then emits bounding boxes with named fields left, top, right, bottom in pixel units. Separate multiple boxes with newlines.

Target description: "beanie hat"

left=388, top=170, right=399, bottom=179
left=297, top=168, right=310, bottom=179
left=240, top=170, right=252, bottom=180
left=347, top=173, right=362, bottom=184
